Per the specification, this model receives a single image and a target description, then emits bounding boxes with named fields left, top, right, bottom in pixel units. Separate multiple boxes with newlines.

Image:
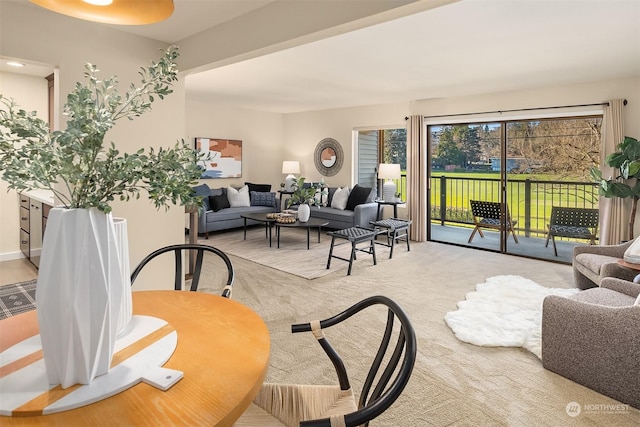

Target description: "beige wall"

left=0, top=2, right=183, bottom=289
left=185, top=99, right=285, bottom=189
left=0, top=72, right=49, bottom=259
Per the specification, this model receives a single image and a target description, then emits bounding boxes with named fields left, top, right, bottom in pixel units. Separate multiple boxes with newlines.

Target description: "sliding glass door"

left=427, top=116, right=601, bottom=262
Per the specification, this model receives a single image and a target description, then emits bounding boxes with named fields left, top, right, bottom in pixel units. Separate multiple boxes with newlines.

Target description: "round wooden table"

left=0, top=291, right=270, bottom=426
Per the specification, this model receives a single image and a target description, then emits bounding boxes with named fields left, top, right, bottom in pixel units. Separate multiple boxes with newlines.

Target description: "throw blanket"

left=444, top=275, right=579, bottom=359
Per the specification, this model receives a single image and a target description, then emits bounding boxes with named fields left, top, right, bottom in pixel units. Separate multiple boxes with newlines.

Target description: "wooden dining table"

left=0, top=291, right=270, bottom=426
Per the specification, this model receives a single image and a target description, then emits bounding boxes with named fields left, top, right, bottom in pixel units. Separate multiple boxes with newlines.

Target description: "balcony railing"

left=429, top=175, right=598, bottom=239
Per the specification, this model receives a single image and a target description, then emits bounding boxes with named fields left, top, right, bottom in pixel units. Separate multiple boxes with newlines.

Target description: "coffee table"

left=275, top=217, right=329, bottom=249
left=241, top=213, right=276, bottom=246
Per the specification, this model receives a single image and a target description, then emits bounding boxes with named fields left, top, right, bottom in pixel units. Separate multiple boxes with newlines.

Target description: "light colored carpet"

left=198, top=227, right=397, bottom=279
left=195, top=238, right=640, bottom=426
left=444, top=275, right=580, bottom=359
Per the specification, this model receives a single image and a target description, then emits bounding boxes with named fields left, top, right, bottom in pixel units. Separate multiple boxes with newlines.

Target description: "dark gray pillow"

left=192, top=184, right=212, bottom=211
left=345, top=184, right=372, bottom=211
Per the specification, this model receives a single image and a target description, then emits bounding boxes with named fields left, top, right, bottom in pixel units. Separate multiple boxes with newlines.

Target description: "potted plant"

left=286, top=176, right=326, bottom=222
left=0, top=46, right=203, bottom=388
left=591, top=135, right=640, bottom=240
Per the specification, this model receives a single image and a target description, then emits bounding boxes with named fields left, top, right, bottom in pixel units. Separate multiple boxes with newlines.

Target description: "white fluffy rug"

left=444, top=275, right=580, bottom=359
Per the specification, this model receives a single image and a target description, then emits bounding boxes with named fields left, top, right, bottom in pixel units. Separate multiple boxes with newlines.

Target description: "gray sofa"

left=192, top=183, right=278, bottom=238
left=304, top=184, right=378, bottom=230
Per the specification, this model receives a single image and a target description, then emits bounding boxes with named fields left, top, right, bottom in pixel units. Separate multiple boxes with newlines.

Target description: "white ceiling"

left=5, top=0, right=640, bottom=114
left=184, top=0, right=640, bottom=113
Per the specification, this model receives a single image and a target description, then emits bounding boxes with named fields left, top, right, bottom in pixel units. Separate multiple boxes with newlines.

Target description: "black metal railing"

left=429, top=175, right=598, bottom=239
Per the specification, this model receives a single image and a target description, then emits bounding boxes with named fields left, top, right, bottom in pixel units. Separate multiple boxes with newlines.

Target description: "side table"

left=370, top=218, right=412, bottom=259
left=278, top=190, right=294, bottom=211
left=375, top=200, right=405, bottom=220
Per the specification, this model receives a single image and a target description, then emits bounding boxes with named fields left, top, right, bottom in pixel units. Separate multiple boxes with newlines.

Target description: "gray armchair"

left=542, top=277, right=640, bottom=409
left=572, top=239, right=637, bottom=289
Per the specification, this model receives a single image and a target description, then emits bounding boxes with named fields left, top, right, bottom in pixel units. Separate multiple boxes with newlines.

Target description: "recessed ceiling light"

left=6, top=61, right=25, bottom=67
left=29, top=0, right=174, bottom=25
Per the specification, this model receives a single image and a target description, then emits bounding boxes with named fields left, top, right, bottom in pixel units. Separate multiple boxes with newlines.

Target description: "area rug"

left=444, top=275, right=580, bottom=359
left=0, top=279, right=37, bottom=320
left=197, top=227, right=392, bottom=280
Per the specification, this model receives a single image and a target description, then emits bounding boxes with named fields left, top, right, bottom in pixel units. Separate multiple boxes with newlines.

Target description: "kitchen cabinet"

left=18, top=190, right=54, bottom=268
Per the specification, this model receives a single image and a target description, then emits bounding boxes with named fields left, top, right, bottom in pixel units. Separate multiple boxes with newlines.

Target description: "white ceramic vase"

left=298, top=204, right=311, bottom=222
left=36, top=208, right=124, bottom=389
left=113, top=217, right=132, bottom=335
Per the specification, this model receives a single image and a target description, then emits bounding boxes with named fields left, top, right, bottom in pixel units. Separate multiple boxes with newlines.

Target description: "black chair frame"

left=293, top=295, right=417, bottom=427
left=468, top=200, right=518, bottom=244
left=130, top=244, right=235, bottom=297
left=545, top=206, right=599, bottom=256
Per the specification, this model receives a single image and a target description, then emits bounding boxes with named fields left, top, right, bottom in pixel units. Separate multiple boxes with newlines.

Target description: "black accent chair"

left=130, top=244, right=234, bottom=297
left=545, top=206, right=599, bottom=256
left=468, top=200, right=519, bottom=244
left=234, top=295, right=417, bottom=426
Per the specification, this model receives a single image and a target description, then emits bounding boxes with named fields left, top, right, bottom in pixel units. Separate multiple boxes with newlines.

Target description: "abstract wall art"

left=195, top=137, right=242, bottom=179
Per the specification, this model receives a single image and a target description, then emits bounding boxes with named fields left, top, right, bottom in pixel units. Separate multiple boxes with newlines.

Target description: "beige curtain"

left=599, top=99, right=627, bottom=244
left=407, top=115, right=427, bottom=241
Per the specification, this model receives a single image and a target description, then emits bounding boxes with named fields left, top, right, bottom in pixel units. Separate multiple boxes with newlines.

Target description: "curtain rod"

left=404, top=99, right=628, bottom=120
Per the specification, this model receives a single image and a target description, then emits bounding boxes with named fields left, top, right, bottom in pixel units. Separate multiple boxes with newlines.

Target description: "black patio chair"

left=545, top=207, right=599, bottom=256
left=130, top=243, right=235, bottom=297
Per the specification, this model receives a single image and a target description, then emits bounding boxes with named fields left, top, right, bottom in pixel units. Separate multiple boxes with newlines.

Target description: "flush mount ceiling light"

left=29, top=0, right=174, bottom=25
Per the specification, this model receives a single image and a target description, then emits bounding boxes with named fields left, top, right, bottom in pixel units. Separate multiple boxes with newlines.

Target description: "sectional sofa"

left=192, top=183, right=278, bottom=238
left=304, top=184, right=378, bottom=230
left=192, top=183, right=378, bottom=237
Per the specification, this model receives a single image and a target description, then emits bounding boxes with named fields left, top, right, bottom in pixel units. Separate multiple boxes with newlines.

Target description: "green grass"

left=427, top=171, right=598, bottom=236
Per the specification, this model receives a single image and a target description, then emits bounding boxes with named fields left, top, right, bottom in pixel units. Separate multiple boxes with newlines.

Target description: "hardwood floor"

left=0, top=259, right=38, bottom=286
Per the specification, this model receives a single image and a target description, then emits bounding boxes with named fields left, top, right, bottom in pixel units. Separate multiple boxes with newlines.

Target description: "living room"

left=1, top=0, right=640, bottom=425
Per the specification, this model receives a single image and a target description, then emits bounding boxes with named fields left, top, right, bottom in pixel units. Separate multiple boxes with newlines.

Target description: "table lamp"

left=378, top=163, right=401, bottom=201
left=282, top=161, right=300, bottom=192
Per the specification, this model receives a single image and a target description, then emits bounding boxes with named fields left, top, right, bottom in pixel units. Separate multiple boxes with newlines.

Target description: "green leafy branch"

left=591, top=136, right=640, bottom=239
left=0, top=46, right=203, bottom=214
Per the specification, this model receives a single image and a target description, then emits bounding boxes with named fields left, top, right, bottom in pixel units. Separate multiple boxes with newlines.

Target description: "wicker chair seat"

left=549, top=224, right=592, bottom=238
left=237, top=384, right=356, bottom=427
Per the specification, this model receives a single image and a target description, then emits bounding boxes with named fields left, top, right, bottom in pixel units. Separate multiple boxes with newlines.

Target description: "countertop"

left=22, top=189, right=55, bottom=206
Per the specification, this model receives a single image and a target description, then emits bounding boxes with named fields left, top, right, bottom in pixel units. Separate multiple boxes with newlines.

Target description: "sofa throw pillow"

left=250, top=191, right=276, bottom=208
left=227, top=185, right=251, bottom=207
left=345, top=184, right=372, bottom=211
left=192, top=184, right=212, bottom=211
left=326, top=187, right=338, bottom=207
left=331, top=187, right=350, bottom=210
left=209, top=194, right=230, bottom=212
left=245, top=182, right=272, bottom=193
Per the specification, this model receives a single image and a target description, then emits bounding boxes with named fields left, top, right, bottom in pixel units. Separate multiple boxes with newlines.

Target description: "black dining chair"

left=130, top=244, right=235, bottom=297
left=234, top=295, right=417, bottom=426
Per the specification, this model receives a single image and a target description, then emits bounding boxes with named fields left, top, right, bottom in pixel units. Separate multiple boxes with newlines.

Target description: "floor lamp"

left=378, top=163, right=401, bottom=202
left=282, top=161, right=300, bottom=192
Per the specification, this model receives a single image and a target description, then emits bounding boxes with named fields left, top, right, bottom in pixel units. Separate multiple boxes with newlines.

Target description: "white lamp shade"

left=378, top=163, right=401, bottom=179
left=282, top=161, right=300, bottom=174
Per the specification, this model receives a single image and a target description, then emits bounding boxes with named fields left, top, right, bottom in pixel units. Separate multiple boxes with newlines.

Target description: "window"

left=356, top=128, right=407, bottom=197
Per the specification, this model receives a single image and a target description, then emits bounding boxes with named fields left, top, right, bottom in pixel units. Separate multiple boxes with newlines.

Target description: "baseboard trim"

left=0, top=251, right=27, bottom=262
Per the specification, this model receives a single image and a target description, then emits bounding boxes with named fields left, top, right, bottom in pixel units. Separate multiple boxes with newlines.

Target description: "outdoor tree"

left=383, top=128, right=406, bottom=170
